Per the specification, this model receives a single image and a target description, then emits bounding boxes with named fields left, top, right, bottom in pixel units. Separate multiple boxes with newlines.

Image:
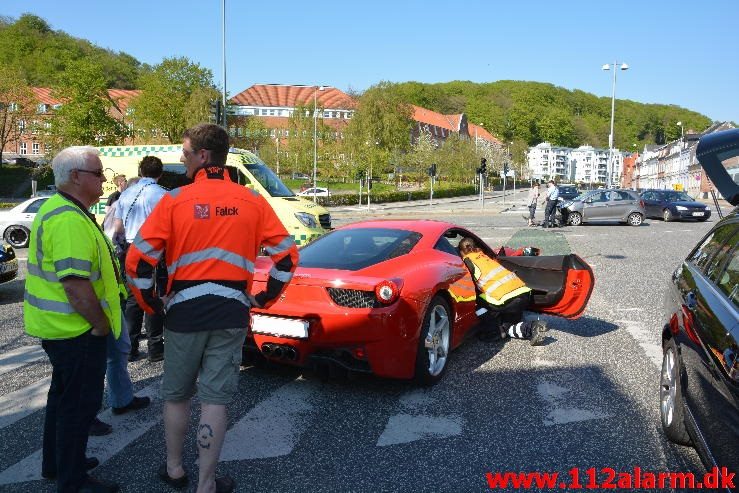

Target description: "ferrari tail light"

left=375, top=280, right=399, bottom=305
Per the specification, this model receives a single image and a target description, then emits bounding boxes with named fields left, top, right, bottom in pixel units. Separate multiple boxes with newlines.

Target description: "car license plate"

left=692, top=212, right=705, bottom=216
left=0, top=259, right=18, bottom=274
left=251, top=314, right=309, bottom=339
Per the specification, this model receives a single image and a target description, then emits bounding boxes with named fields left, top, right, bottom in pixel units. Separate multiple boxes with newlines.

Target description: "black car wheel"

left=4, top=225, right=30, bottom=249
left=627, top=212, right=643, bottom=226
left=568, top=212, right=582, bottom=226
left=414, top=295, right=451, bottom=386
left=663, top=209, right=674, bottom=222
left=659, top=338, right=692, bottom=445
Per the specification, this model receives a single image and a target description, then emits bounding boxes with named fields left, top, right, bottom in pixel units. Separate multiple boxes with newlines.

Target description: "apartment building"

left=527, top=142, right=623, bottom=185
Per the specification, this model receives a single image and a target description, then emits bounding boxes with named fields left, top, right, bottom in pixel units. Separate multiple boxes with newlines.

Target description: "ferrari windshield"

left=298, top=228, right=422, bottom=271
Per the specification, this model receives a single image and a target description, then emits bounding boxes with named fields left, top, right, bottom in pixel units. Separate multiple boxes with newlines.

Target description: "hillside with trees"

left=391, top=80, right=714, bottom=150
left=0, top=14, right=143, bottom=89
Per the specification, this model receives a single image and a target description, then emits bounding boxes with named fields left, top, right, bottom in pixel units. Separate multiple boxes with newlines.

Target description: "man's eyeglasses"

left=74, top=168, right=105, bottom=178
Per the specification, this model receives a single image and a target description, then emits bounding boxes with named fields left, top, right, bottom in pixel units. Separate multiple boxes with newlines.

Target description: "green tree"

left=47, top=59, right=128, bottom=152
left=0, top=67, right=36, bottom=167
left=130, top=57, right=218, bottom=143
left=345, top=82, right=413, bottom=179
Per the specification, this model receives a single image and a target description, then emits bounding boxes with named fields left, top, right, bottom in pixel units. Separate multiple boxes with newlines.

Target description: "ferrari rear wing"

left=696, top=128, right=739, bottom=206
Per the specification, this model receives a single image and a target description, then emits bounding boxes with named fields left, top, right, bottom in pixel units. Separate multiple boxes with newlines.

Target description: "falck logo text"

left=194, top=204, right=210, bottom=219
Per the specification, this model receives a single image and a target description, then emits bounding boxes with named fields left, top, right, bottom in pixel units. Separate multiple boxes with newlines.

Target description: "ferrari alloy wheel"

left=659, top=338, right=691, bottom=445
left=415, top=295, right=451, bottom=385
left=627, top=212, right=643, bottom=226
left=4, top=225, right=30, bottom=249
left=568, top=212, right=582, bottom=226
left=663, top=208, right=673, bottom=222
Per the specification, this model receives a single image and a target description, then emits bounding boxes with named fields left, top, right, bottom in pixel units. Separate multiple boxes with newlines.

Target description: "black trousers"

left=123, top=247, right=165, bottom=357
left=478, top=292, right=534, bottom=339
left=544, top=199, right=558, bottom=227
left=42, top=330, right=107, bottom=492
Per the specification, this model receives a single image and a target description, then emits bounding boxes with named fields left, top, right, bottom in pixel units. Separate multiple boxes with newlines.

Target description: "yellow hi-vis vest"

left=24, top=194, right=126, bottom=340
left=463, top=251, right=531, bottom=306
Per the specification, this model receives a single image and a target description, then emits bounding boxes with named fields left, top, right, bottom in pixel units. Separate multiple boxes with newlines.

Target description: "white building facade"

left=527, top=142, right=622, bottom=185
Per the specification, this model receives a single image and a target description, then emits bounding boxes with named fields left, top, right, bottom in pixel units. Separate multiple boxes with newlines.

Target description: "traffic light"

left=428, top=163, right=437, bottom=177
left=477, top=158, right=487, bottom=175
left=355, top=169, right=365, bottom=180
left=503, top=163, right=510, bottom=176
left=210, top=100, right=222, bottom=124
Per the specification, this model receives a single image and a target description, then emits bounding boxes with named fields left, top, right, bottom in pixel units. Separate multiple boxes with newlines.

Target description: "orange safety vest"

left=462, top=251, right=531, bottom=306
left=125, top=167, right=299, bottom=332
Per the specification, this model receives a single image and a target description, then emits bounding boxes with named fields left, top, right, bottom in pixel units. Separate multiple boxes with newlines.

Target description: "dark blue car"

left=640, top=189, right=711, bottom=222
left=659, top=129, right=738, bottom=483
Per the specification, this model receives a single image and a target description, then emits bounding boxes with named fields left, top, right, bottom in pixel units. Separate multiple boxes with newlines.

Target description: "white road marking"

left=376, top=414, right=462, bottom=446
left=0, top=377, right=51, bottom=430
left=537, top=379, right=611, bottom=427
left=0, top=345, right=46, bottom=376
left=0, top=382, right=160, bottom=486
left=220, top=378, right=320, bottom=461
left=617, top=319, right=662, bottom=367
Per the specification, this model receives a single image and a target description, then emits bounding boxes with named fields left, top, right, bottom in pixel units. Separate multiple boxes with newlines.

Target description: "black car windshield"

left=660, top=191, right=694, bottom=202
left=298, top=228, right=422, bottom=271
left=559, top=186, right=577, bottom=194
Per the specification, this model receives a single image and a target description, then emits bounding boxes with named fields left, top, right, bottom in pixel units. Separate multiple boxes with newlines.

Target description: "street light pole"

left=677, top=121, right=684, bottom=144
left=603, top=61, right=629, bottom=188
left=221, top=0, right=227, bottom=128
left=312, top=85, right=325, bottom=203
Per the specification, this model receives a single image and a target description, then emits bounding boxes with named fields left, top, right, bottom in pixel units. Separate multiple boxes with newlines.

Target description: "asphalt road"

left=0, top=196, right=723, bottom=493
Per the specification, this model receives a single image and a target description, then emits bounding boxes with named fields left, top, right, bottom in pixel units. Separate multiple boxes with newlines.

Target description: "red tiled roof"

left=230, top=84, right=356, bottom=109
left=30, top=87, right=140, bottom=112
left=233, top=115, right=349, bottom=131
left=467, top=122, right=500, bottom=145
left=413, top=105, right=456, bottom=131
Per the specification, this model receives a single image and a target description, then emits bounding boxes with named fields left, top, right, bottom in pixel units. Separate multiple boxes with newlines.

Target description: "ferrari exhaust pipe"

left=261, top=344, right=273, bottom=357
left=284, top=346, right=297, bottom=361
left=272, top=345, right=284, bottom=359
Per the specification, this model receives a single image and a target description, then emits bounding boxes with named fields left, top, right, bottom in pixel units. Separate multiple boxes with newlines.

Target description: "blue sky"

left=3, top=0, right=737, bottom=124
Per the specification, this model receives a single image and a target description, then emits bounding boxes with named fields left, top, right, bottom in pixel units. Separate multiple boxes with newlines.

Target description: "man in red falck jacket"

left=126, top=124, right=298, bottom=493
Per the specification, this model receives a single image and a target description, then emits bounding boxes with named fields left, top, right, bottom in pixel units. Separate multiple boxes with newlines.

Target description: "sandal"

left=157, top=463, right=188, bottom=490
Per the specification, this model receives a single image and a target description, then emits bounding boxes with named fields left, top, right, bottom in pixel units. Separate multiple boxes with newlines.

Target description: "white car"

left=297, top=187, right=331, bottom=198
left=0, top=196, right=49, bottom=248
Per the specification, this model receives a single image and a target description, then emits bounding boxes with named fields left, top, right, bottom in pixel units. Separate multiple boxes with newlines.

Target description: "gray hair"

left=52, top=146, right=100, bottom=187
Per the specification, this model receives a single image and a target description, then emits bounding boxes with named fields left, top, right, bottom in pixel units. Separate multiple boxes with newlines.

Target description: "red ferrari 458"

left=247, top=220, right=594, bottom=384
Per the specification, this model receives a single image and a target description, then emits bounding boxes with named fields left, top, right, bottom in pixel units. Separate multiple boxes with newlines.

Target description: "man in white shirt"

left=113, top=156, right=167, bottom=362
left=542, top=180, right=559, bottom=228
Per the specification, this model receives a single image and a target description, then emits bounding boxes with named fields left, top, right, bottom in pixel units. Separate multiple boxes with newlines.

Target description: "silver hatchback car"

left=562, top=189, right=646, bottom=227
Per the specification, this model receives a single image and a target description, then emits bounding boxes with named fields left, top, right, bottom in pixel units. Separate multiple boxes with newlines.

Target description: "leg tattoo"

left=198, top=423, right=213, bottom=450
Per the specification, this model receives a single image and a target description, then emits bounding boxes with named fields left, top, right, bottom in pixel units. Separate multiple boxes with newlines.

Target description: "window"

left=269, top=109, right=275, bottom=116
left=32, top=143, right=39, bottom=155
left=612, top=191, right=633, bottom=201
left=261, top=109, right=268, bottom=115
left=18, top=120, right=25, bottom=131
left=688, top=225, right=739, bottom=272
left=715, top=247, right=739, bottom=307
left=37, top=104, right=47, bottom=113
left=20, top=142, right=27, bottom=154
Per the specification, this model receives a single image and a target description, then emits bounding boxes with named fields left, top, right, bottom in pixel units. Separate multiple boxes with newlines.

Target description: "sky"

left=3, top=0, right=738, bottom=124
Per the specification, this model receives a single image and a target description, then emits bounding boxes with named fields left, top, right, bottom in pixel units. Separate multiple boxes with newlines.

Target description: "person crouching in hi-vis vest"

left=24, top=146, right=125, bottom=493
left=458, top=237, right=547, bottom=346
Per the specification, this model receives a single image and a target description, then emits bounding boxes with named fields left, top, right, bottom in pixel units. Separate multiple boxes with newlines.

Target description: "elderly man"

left=24, top=146, right=124, bottom=493
left=126, top=124, right=299, bottom=493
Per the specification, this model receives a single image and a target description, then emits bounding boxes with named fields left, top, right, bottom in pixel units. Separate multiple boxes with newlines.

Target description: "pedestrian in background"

left=113, top=156, right=167, bottom=362
left=126, top=124, right=299, bottom=493
left=24, top=146, right=124, bottom=493
left=526, top=179, right=540, bottom=226
left=542, top=180, right=559, bottom=228
left=105, top=175, right=127, bottom=207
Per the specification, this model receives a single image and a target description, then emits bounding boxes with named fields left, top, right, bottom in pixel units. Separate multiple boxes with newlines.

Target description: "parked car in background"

left=297, top=187, right=331, bottom=198
left=0, top=196, right=49, bottom=248
left=659, top=128, right=738, bottom=478
left=0, top=243, right=18, bottom=284
left=640, top=189, right=711, bottom=222
left=557, top=184, right=579, bottom=201
left=560, top=189, right=645, bottom=226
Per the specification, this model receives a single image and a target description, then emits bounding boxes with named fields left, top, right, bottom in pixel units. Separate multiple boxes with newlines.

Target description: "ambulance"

left=93, top=145, right=331, bottom=246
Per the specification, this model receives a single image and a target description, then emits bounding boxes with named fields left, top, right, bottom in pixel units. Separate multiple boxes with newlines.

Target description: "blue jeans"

left=106, top=317, right=134, bottom=408
left=42, top=330, right=107, bottom=493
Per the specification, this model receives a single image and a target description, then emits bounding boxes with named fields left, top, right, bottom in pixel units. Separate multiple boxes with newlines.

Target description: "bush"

left=311, top=185, right=476, bottom=207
